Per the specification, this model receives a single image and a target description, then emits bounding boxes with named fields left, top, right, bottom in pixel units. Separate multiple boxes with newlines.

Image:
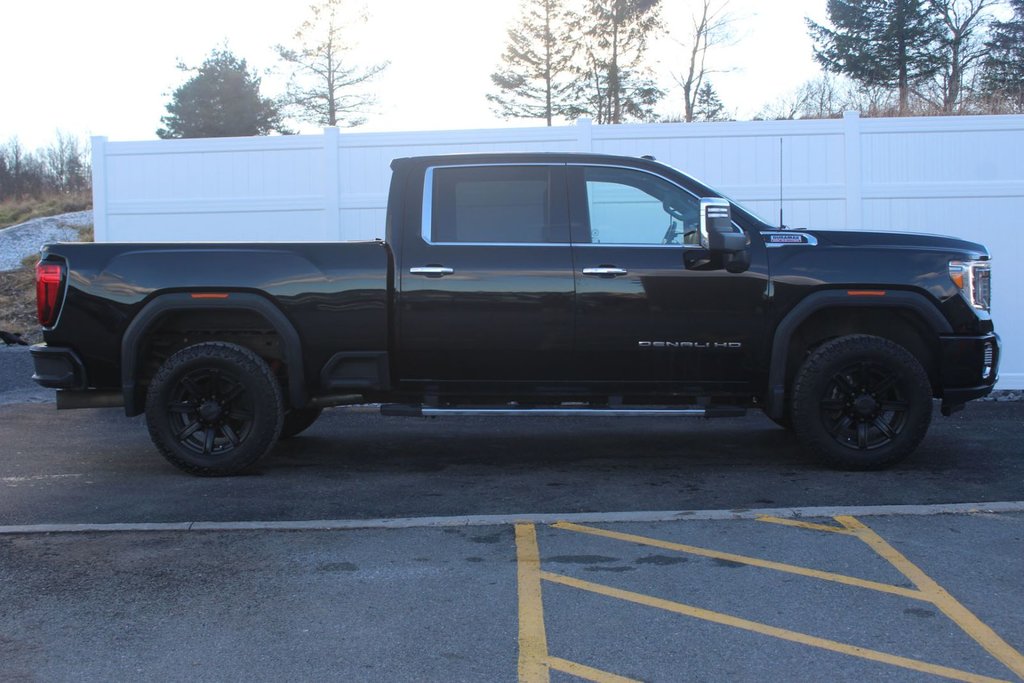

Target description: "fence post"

left=843, top=111, right=863, bottom=229
left=323, top=127, right=341, bottom=240
left=90, top=136, right=108, bottom=242
left=576, top=118, right=593, bottom=153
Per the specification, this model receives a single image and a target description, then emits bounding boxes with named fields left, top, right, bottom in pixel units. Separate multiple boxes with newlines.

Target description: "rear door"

left=397, top=163, right=576, bottom=385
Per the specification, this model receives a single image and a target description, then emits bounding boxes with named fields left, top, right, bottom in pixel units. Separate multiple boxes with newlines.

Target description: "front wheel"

left=145, top=342, right=283, bottom=476
left=791, top=335, right=933, bottom=470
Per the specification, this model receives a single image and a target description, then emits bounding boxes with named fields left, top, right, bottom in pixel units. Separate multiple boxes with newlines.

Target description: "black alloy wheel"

left=146, top=342, right=283, bottom=475
left=167, top=367, right=255, bottom=456
left=791, top=335, right=932, bottom=470
left=818, top=360, right=909, bottom=451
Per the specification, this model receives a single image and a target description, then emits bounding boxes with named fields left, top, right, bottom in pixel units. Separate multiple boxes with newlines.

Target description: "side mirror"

left=698, top=198, right=749, bottom=273
left=699, top=198, right=744, bottom=253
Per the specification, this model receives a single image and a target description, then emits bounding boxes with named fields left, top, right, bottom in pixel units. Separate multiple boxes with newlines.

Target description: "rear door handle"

left=582, top=266, right=628, bottom=277
left=409, top=266, right=454, bottom=277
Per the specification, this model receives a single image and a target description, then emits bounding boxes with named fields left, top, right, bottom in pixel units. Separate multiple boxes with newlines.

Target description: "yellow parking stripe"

left=756, top=516, right=856, bottom=534
left=548, top=656, right=642, bottom=683
left=553, top=521, right=925, bottom=600
left=837, top=516, right=1024, bottom=680
left=541, top=570, right=1012, bottom=683
left=515, top=523, right=550, bottom=683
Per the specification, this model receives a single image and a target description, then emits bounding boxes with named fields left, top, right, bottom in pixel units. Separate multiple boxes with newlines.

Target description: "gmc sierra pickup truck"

left=31, top=153, right=999, bottom=475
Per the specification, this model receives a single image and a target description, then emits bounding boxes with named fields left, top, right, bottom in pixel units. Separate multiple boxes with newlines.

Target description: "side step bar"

left=381, top=405, right=746, bottom=418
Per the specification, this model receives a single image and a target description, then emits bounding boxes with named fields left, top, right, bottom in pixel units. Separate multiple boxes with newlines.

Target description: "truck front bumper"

left=30, top=344, right=87, bottom=389
left=938, top=332, right=1000, bottom=411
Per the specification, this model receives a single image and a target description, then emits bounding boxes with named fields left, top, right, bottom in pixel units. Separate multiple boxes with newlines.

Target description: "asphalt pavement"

left=2, top=345, right=1023, bottom=682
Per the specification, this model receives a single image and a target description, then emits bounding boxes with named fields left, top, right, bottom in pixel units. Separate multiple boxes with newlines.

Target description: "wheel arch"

left=766, top=290, right=952, bottom=419
left=121, top=292, right=306, bottom=416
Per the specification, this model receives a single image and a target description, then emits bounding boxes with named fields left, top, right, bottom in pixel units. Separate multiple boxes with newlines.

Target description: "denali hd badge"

left=639, top=341, right=742, bottom=349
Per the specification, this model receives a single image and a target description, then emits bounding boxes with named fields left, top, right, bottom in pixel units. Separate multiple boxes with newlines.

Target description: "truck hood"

left=800, top=229, right=989, bottom=258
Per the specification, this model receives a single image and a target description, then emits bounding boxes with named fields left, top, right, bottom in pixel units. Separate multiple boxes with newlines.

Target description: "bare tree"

left=920, top=0, right=996, bottom=112
left=44, top=131, right=89, bottom=194
left=276, top=0, right=389, bottom=127
left=673, top=0, right=734, bottom=122
left=756, top=75, right=853, bottom=120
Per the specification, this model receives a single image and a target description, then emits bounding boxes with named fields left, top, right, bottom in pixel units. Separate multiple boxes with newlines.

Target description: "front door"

left=569, top=165, right=766, bottom=393
left=398, top=164, right=576, bottom=386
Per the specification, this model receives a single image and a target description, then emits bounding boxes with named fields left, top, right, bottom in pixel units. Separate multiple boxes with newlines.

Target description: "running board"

left=380, top=405, right=746, bottom=418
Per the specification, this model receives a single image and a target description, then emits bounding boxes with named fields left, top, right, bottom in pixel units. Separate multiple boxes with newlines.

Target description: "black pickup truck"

left=31, top=152, right=999, bottom=475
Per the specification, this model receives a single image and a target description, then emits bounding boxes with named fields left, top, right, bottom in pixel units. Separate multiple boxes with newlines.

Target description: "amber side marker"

left=190, top=293, right=230, bottom=299
left=847, top=290, right=887, bottom=297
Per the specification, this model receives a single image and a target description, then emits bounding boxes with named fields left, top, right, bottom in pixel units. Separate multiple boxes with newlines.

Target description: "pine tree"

left=807, top=0, right=944, bottom=115
left=275, top=0, right=388, bottom=128
left=157, top=49, right=286, bottom=139
left=693, top=81, right=727, bottom=121
left=488, top=0, right=579, bottom=126
left=981, top=0, right=1024, bottom=112
left=574, top=0, right=663, bottom=124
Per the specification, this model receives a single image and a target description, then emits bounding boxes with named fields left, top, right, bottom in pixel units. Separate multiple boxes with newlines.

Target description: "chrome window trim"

left=421, top=161, right=744, bottom=247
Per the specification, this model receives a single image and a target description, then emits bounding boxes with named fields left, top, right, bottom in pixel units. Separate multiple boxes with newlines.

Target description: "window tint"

left=428, top=166, right=567, bottom=244
left=583, top=167, right=702, bottom=246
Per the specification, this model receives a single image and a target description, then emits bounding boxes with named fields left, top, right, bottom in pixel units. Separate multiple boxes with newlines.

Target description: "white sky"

left=0, top=0, right=828, bottom=150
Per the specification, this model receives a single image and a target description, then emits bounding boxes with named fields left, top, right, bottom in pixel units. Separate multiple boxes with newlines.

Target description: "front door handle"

left=582, top=266, right=628, bottom=277
left=410, top=266, right=455, bottom=277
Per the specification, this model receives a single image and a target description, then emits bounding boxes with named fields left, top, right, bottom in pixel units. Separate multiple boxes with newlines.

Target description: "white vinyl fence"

left=91, top=113, right=1024, bottom=388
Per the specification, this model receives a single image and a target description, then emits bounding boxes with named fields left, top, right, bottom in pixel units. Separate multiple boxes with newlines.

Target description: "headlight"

left=948, top=259, right=991, bottom=312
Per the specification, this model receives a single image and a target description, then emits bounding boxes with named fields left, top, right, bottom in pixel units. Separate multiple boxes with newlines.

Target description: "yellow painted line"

left=837, top=516, right=1024, bottom=680
left=553, top=521, right=924, bottom=601
left=515, top=523, right=550, bottom=683
left=757, top=515, right=857, bottom=534
left=548, top=656, right=642, bottom=683
left=540, top=570, right=1012, bottom=683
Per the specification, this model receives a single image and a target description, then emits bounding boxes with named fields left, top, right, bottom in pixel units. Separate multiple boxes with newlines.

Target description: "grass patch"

left=0, top=259, right=37, bottom=343
left=0, top=193, right=92, bottom=229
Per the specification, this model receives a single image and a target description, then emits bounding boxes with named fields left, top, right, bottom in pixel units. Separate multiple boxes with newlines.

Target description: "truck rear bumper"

left=30, top=344, right=87, bottom=389
left=938, top=332, right=1000, bottom=409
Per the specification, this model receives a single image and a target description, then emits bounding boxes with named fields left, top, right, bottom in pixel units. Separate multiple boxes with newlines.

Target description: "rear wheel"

left=791, top=335, right=932, bottom=470
left=280, top=407, right=323, bottom=439
left=145, top=342, right=283, bottom=476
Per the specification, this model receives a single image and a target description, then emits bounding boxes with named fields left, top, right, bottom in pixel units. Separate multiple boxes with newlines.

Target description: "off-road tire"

left=145, top=342, right=283, bottom=476
left=280, top=407, right=323, bottom=439
left=791, top=334, right=932, bottom=470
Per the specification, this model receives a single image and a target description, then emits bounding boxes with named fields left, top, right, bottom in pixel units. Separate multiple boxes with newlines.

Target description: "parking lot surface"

left=2, top=513, right=1022, bottom=682
left=1, top=369, right=1022, bottom=681
left=1, top=401, right=1023, bottom=526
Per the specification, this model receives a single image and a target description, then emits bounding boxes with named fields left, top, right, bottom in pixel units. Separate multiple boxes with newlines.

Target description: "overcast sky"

left=0, top=0, right=830, bottom=150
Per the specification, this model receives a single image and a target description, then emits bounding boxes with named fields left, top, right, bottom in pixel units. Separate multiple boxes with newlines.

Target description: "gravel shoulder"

left=0, top=210, right=93, bottom=272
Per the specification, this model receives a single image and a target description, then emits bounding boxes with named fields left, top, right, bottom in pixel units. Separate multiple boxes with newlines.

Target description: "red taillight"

left=36, top=262, right=65, bottom=327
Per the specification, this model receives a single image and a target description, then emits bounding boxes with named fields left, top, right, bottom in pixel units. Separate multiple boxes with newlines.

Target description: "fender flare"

left=765, top=289, right=952, bottom=419
left=120, top=292, right=306, bottom=416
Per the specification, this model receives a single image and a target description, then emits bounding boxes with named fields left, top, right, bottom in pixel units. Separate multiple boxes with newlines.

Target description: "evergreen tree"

left=693, top=81, right=727, bottom=121
left=807, top=0, right=944, bottom=114
left=488, top=0, right=579, bottom=126
left=575, top=0, right=663, bottom=124
left=275, top=0, right=388, bottom=128
left=982, top=0, right=1024, bottom=112
left=157, top=49, right=286, bottom=139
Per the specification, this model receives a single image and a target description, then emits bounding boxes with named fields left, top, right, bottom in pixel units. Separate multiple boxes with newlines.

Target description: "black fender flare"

left=765, top=289, right=952, bottom=418
left=121, top=292, right=306, bottom=416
